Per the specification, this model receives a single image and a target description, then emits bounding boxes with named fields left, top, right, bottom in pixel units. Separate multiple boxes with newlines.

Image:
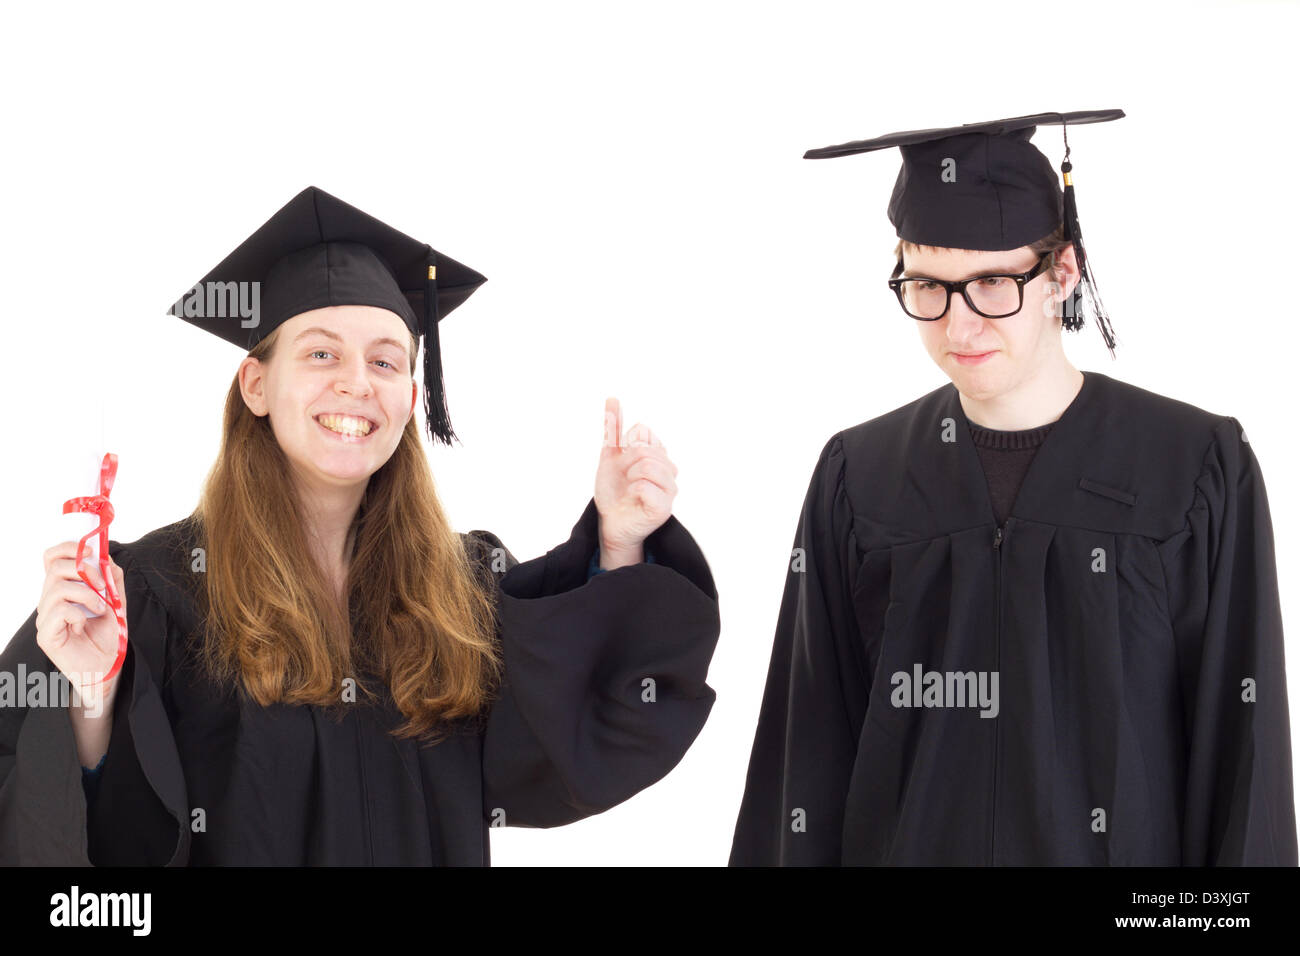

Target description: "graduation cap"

left=168, top=185, right=487, bottom=446
left=805, top=110, right=1123, bottom=356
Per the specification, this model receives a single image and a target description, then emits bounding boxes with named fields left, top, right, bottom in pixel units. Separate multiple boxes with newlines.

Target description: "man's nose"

left=944, top=289, right=986, bottom=339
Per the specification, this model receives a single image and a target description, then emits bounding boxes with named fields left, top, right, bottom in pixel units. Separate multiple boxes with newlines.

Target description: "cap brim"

left=804, top=108, right=1125, bottom=159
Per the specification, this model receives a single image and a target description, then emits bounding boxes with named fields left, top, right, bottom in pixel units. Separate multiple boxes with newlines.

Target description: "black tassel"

left=1058, top=121, right=1118, bottom=358
left=422, top=261, right=458, bottom=446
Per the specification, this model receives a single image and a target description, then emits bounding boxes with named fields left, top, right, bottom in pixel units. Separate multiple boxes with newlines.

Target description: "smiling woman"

left=199, top=303, right=501, bottom=735
left=0, top=186, right=720, bottom=866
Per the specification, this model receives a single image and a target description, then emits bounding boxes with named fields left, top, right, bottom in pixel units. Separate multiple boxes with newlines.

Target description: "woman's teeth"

left=316, top=414, right=374, bottom=437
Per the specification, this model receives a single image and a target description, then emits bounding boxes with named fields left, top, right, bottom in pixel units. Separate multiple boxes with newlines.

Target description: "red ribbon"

left=61, top=453, right=128, bottom=684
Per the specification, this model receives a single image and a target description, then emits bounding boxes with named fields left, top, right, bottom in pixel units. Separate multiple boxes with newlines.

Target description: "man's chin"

left=946, top=361, right=1005, bottom=398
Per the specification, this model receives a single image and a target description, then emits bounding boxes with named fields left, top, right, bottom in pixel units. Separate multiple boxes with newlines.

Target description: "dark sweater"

left=968, top=420, right=1055, bottom=526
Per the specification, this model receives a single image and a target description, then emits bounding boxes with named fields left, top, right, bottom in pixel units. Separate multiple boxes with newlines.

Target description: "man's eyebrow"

left=292, top=327, right=408, bottom=351
left=901, top=263, right=1025, bottom=279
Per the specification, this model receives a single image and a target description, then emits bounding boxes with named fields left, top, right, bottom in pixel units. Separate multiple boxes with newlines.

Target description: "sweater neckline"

left=967, top=419, right=1055, bottom=450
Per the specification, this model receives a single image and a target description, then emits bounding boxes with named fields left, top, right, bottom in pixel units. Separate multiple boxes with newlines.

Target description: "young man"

left=728, top=111, right=1297, bottom=866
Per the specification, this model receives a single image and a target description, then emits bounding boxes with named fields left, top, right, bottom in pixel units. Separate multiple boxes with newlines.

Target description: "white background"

left=2, top=0, right=1296, bottom=866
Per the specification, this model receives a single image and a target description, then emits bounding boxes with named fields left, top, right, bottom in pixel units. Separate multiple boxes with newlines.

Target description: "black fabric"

left=262, top=240, right=418, bottom=342
left=73, top=538, right=660, bottom=806
left=2, top=502, right=719, bottom=865
left=802, top=110, right=1124, bottom=251
left=167, top=186, right=485, bottom=352
left=730, top=370, right=1297, bottom=865
left=969, top=420, right=1054, bottom=526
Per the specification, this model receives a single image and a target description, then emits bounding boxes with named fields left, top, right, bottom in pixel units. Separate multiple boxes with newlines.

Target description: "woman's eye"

left=307, top=350, right=396, bottom=370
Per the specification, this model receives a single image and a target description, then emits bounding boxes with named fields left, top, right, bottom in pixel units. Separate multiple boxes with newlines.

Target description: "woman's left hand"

left=594, top=396, right=678, bottom=569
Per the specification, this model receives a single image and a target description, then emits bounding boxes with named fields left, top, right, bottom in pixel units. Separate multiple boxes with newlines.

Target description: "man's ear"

left=1056, top=243, right=1082, bottom=300
left=238, top=356, right=269, bottom=416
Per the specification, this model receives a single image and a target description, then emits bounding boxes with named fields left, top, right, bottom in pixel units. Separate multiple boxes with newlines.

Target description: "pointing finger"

left=604, top=396, right=622, bottom=450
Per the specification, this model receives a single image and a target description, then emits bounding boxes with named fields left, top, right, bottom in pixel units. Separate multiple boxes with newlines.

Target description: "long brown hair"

left=191, top=326, right=503, bottom=742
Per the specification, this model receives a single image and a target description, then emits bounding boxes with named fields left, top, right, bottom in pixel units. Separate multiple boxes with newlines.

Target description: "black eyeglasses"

left=888, top=253, right=1054, bottom=320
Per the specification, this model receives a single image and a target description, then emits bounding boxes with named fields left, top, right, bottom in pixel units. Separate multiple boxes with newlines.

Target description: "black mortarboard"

left=805, top=110, right=1123, bottom=356
left=168, top=186, right=487, bottom=445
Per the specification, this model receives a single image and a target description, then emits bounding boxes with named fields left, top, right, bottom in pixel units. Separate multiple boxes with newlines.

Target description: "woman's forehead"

left=280, top=305, right=412, bottom=341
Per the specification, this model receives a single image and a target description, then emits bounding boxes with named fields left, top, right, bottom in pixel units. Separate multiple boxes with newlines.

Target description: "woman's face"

left=238, top=305, right=417, bottom=497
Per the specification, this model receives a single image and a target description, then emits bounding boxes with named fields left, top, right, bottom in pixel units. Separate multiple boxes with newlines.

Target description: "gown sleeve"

left=1163, top=416, right=1298, bottom=865
left=473, top=497, right=719, bottom=828
left=0, top=542, right=190, bottom=865
left=728, top=433, right=867, bottom=865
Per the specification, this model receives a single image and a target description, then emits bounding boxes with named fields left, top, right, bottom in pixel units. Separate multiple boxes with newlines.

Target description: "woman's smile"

left=315, top=412, right=378, bottom=443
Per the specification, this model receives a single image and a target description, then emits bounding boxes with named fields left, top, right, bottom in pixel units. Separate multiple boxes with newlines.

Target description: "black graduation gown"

left=729, top=370, right=1297, bottom=865
left=0, top=498, right=719, bottom=865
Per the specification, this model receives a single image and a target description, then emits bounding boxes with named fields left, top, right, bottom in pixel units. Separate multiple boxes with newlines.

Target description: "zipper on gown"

left=989, top=519, right=1011, bottom=863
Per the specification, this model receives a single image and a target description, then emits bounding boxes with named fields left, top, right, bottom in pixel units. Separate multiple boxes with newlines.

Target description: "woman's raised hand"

left=593, top=397, right=678, bottom=567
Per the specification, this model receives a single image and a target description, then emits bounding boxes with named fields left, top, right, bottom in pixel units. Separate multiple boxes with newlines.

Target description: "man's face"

left=905, top=243, right=1073, bottom=400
